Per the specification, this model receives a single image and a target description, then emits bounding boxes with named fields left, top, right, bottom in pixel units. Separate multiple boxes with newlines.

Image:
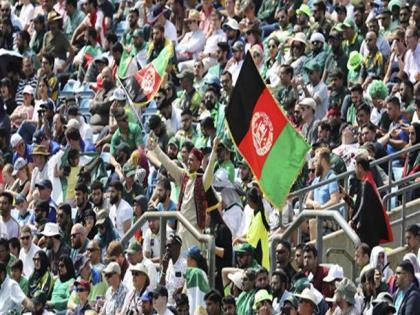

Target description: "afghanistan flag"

left=226, top=52, right=310, bottom=208
left=124, top=45, right=172, bottom=106
left=186, top=267, right=210, bottom=315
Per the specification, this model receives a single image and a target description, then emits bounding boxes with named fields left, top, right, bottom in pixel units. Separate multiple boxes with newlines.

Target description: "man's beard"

left=110, top=195, right=119, bottom=205
left=315, top=164, right=323, bottom=177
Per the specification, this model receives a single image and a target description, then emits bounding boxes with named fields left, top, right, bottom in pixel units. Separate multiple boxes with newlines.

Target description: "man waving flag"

left=226, top=52, right=310, bottom=208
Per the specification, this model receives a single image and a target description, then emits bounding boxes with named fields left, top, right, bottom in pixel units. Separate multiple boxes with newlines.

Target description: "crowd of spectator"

left=0, top=0, right=419, bottom=313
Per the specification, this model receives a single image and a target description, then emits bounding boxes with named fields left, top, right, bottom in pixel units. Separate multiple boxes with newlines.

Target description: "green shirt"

left=236, top=289, right=257, bottom=315
left=257, top=0, right=277, bottom=23
left=276, top=84, right=297, bottom=114
left=18, top=276, right=29, bottom=295
left=6, top=255, right=16, bottom=277
left=64, top=9, right=86, bottom=40
left=110, top=122, right=143, bottom=155
left=50, top=278, right=75, bottom=311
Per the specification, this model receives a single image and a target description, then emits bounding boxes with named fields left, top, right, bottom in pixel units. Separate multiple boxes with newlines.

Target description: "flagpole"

left=116, top=76, right=145, bottom=131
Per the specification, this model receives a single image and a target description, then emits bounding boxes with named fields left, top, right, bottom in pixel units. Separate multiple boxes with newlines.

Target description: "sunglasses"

left=268, top=44, right=277, bottom=49
left=76, top=288, right=87, bottom=292
left=105, top=272, right=115, bottom=278
left=20, top=235, right=31, bottom=240
left=132, top=271, right=143, bottom=277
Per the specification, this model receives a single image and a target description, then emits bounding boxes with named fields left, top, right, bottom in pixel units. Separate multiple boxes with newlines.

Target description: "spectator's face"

left=275, top=243, right=290, bottom=264
left=0, top=244, right=8, bottom=261
left=132, top=271, right=147, bottom=289
left=409, top=125, right=417, bottom=144
left=221, top=74, right=232, bottom=92
left=317, top=126, right=329, bottom=140
left=297, top=13, right=308, bottom=25
left=181, top=114, right=192, bottom=131
left=193, top=61, right=204, bottom=77
left=58, top=260, right=67, bottom=276
left=411, top=5, right=420, bottom=22
left=0, top=196, right=11, bottom=214
left=41, top=58, right=52, bottom=73
left=75, top=191, right=88, bottom=208
left=354, top=9, right=363, bottom=25
left=0, top=3, right=11, bottom=18
left=76, top=286, right=90, bottom=301
left=256, top=300, right=273, bottom=315
left=10, top=268, right=21, bottom=281
left=242, top=274, right=254, bottom=291
left=223, top=303, right=236, bottom=315
left=37, top=186, right=51, bottom=201
left=20, top=232, right=32, bottom=249
left=167, top=143, right=178, bottom=159
left=205, top=299, right=220, bottom=315
left=277, top=10, right=288, bottom=26
left=71, top=230, right=83, bottom=249
left=128, top=12, right=138, bottom=28
left=294, top=248, right=304, bottom=269
left=356, top=110, right=370, bottom=126
left=379, top=14, right=390, bottom=27
left=365, top=32, right=377, bottom=51
left=204, top=90, right=217, bottom=110
left=281, top=302, right=298, bottom=315
left=268, top=39, right=279, bottom=59
left=350, top=90, right=362, bottom=105
left=236, top=252, right=250, bottom=268
left=405, top=29, right=418, bottom=50
left=395, top=266, right=410, bottom=288
left=153, top=293, right=167, bottom=310
left=405, top=231, right=419, bottom=251
left=210, top=13, right=221, bottom=29
left=255, top=271, right=269, bottom=289
left=298, top=299, right=314, bottom=315
left=105, top=271, right=119, bottom=286
left=180, top=146, right=189, bottom=163
left=239, top=165, right=251, bottom=182
left=313, top=5, right=324, bottom=21
left=109, top=187, right=121, bottom=205
left=156, top=184, right=168, bottom=203
left=400, top=8, right=410, bottom=23
left=361, top=127, right=375, bottom=143
left=303, top=251, right=316, bottom=271
left=386, top=103, right=398, bottom=121
left=142, top=300, right=154, bottom=314
left=367, top=20, right=379, bottom=33
left=187, top=152, right=201, bottom=172
left=33, top=254, right=41, bottom=270
left=279, top=67, right=291, bottom=85
left=91, top=188, right=103, bottom=206
left=148, top=219, right=159, bottom=234
left=152, top=28, right=164, bottom=43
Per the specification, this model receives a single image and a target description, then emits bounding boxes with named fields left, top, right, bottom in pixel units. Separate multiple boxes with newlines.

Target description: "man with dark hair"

left=175, top=108, right=198, bottom=148
left=271, top=269, right=291, bottom=312
left=393, top=260, right=420, bottom=314
left=323, top=29, right=348, bottom=86
left=90, top=180, right=108, bottom=212
left=356, top=103, right=371, bottom=127
left=74, top=183, right=96, bottom=239
left=0, top=192, right=19, bottom=238
left=109, top=180, right=133, bottom=238
left=360, top=122, right=387, bottom=161
left=350, top=155, right=393, bottom=248
left=275, top=240, right=296, bottom=283
left=276, top=64, right=297, bottom=116
left=222, top=295, right=236, bottom=315
left=0, top=261, right=34, bottom=313
left=0, top=238, right=16, bottom=275
left=63, top=0, right=85, bottom=40
left=303, top=244, right=329, bottom=296
left=405, top=224, right=420, bottom=254
left=10, top=259, right=28, bottom=294
left=355, top=243, right=371, bottom=275
left=155, top=178, right=177, bottom=230
left=176, top=293, right=190, bottom=315
left=205, top=289, right=223, bottom=315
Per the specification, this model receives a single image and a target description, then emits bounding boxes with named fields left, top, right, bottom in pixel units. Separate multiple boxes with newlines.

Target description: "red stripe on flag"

left=134, top=64, right=162, bottom=101
left=238, top=88, right=288, bottom=178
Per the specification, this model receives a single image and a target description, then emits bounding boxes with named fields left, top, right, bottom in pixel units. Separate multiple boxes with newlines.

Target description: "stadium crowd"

left=0, top=0, right=419, bottom=313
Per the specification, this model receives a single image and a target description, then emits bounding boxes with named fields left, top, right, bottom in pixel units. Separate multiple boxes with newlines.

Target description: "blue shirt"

left=12, top=144, right=33, bottom=164
left=156, top=200, right=177, bottom=227
left=312, top=170, right=339, bottom=205
left=386, top=116, right=409, bottom=156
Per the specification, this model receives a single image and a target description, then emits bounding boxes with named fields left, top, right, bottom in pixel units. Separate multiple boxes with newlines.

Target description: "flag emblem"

left=252, top=111, right=274, bottom=156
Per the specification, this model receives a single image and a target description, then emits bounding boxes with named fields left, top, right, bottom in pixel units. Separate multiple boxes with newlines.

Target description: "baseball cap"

left=141, top=290, right=153, bottom=302
left=223, top=18, right=240, bottom=30
left=32, top=129, right=46, bottom=144
left=296, top=4, right=312, bottom=17
left=323, top=264, right=344, bottom=282
left=185, top=245, right=202, bottom=261
left=110, top=88, right=127, bottom=101
left=12, top=157, right=27, bottom=176
left=176, top=69, right=194, bottom=81
left=253, top=290, right=273, bottom=310
left=347, top=51, right=363, bottom=71
left=95, top=209, right=108, bottom=226
left=103, top=262, right=121, bottom=275
left=304, top=59, right=322, bottom=72
left=235, top=243, right=254, bottom=256
left=23, top=85, right=34, bottom=96
left=342, top=17, right=356, bottom=29
left=40, top=100, right=54, bottom=111
left=74, top=255, right=91, bottom=275
left=133, top=28, right=144, bottom=38
left=10, top=133, right=23, bottom=148
left=310, top=32, right=325, bottom=44
left=123, top=162, right=137, bottom=177
left=35, top=179, right=53, bottom=190
left=74, top=279, right=91, bottom=291
left=125, top=240, right=142, bottom=255
left=152, top=285, right=168, bottom=298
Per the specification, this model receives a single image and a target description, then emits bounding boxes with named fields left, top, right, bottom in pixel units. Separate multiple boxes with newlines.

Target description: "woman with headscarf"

left=370, top=246, right=394, bottom=283
left=185, top=246, right=210, bottom=315
left=206, top=205, right=233, bottom=294
left=94, top=211, right=120, bottom=258
left=402, top=122, right=420, bottom=200
left=48, top=255, right=76, bottom=314
left=28, top=250, right=55, bottom=299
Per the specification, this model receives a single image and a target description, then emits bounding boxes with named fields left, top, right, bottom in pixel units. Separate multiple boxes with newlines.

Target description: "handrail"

left=269, top=210, right=361, bottom=273
left=382, top=182, right=420, bottom=246
left=325, top=248, right=356, bottom=281
left=121, top=211, right=216, bottom=288
left=289, top=143, right=420, bottom=202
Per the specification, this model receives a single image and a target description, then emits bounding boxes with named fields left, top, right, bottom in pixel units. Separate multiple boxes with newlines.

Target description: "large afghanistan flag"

left=226, top=52, right=310, bottom=208
left=124, top=45, right=172, bottom=106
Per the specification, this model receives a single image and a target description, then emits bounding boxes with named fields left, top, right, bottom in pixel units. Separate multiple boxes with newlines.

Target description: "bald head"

left=365, top=31, right=377, bottom=50
left=71, top=223, right=86, bottom=249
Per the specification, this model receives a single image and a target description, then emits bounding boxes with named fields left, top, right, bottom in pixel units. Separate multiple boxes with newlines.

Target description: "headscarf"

left=370, top=246, right=392, bottom=282
left=58, top=255, right=76, bottom=283
left=28, top=250, right=51, bottom=297
left=96, top=216, right=119, bottom=250
left=403, top=253, right=420, bottom=284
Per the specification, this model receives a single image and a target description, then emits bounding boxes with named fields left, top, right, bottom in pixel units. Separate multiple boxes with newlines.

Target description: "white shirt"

left=30, top=161, right=50, bottom=194
left=308, top=81, right=329, bottom=121
left=223, top=204, right=244, bottom=238
left=0, top=219, right=8, bottom=238
left=142, top=228, right=161, bottom=260
left=0, top=216, right=19, bottom=239
left=19, top=243, right=41, bottom=277
left=360, top=35, right=391, bottom=61
left=164, top=19, right=178, bottom=44
left=164, top=106, right=182, bottom=135
left=176, top=30, right=206, bottom=59
left=123, top=257, right=158, bottom=291
left=165, top=257, right=187, bottom=305
left=17, top=3, right=34, bottom=29
left=203, top=29, right=226, bottom=55
left=0, top=276, right=26, bottom=314
left=226, top=59, right=244, bottom=86
left=404, top=43, right=420, bottom=83
left=109, top=199, right=133, bottom=238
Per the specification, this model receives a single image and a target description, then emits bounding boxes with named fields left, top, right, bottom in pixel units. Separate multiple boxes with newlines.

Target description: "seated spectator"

left=393, top=260, right=420, bottom=315
left=94, top=209, right=120, bottom=257
left=19, top=225, right=40, bottom=278
left=27, top=250, right=54, bottom=298
left=176, top=10, right=205, bottom=61
left=405, top=224, right=420, bottom=254
left=0, top=191, right=20, bottom=239
left=43, top=223, right=71, bottom=275
left=10, top=259, right=29, bottom=295
left=47, top=255, right=75, bottom=313
left=302, top=245, right=330, bottom=297
left=236, top=268, right=257, bottom=315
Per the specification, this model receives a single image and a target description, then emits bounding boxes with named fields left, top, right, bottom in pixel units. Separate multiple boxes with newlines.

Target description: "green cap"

left=304, top=59, right=322, bottom=72
left=342, top=17, right=355, bottom=29
left=347, top=51, right=363, bottom=71
left=253, top=290, right=273, bottom=310
left=388, top=0, right=401, bottom=10
left=123, top=162, right=137, bottom=177
left=235, top=243, right=255, bottom=256
left=125, top=240, right=142, bottom=255
left=168, top=136, right=179, bottom=148
left=296, top=4, right=312, bottom=17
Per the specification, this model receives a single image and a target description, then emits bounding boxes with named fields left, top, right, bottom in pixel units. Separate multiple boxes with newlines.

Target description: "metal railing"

left=269, top=210, right=361, bottom=273
left=121, top=211, right=216, bottom=288
left=383, top=181, right=420, bottom=247
left=289, top=143, right=420, bottom=213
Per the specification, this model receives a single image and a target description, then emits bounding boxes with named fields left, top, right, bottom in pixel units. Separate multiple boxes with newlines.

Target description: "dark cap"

left=232, top=41, right=244, bottom=52
left=35, top=179, right=52, bottom=190
left=33, top=14, right=45, bottom=23
left=235, top=243, right=255, bottom=256
left=148, top=114, right=162, bottom=130
left=67, top=106, right=81, bottom=116
left=169, top=233, right=183, bottom=246
left=150, top=4, right=168, bottom=23
left=141, top=290, right=153, bottom=301
left=133, top=28, right=144, bottom=38
left=40, top=100, right=54, bottom=111
left=185, top=245, right=202, bottom=261
left=217, top=41, right=229, bottom=52
left=32, top=129, right=46, bottom=144
left=152, top=285, right=169, bottom=297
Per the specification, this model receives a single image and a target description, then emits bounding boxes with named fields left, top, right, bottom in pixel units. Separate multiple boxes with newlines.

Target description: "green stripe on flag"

left=259, top=123, right=311, bottom=207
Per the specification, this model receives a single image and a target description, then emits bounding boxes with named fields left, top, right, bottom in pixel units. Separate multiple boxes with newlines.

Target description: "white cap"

left=12, top=157, right=28, bottom=176
left=10, top=133, right=23, bottom=148
left=227, top=270, right=244, bottom=290
left=110, top=88, right=127, bottom=101
left=66, top=118, right=81, bottom=129
left=299, top=97, right=317, bottom=110
left=224, top=18, right=240, bottom=30
left=42, top=223, right=60, bottom=236
left=323, top=264, right=344, bottom=282
left=103, top=262, right=121, bottom=275
left=295, top=287, right=319, bottom=311
left=310, top=32, right=325, bottom=44
left=23, top=85, right=34, bottom=96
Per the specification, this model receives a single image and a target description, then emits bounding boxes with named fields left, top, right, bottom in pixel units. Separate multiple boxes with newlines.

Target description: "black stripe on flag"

left=226, top=52, right=266, bottom=145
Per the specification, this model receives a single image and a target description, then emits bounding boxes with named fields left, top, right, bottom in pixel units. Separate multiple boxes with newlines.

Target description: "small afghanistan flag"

left=226, top=52, right=311, bottom=208
left=124, top=45, right=172, bottom=106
